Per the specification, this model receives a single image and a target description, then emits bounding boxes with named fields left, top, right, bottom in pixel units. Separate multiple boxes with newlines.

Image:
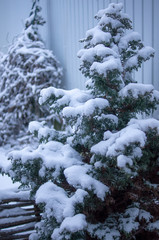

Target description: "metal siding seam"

left=69, top=0, right=74, bottom=89
left=142, top=0, right=144, bottom=83
left=152, top=0, right=154, bottom=85
left=132, top=0, right=135, bottom=29
left=47, top=0, right=52, bottom=50
left=124, top=0, right=126, bottom=12
left=97, top=0, right=99, bottom=10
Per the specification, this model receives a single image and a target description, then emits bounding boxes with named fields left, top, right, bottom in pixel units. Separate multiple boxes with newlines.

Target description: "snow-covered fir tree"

left=5, top=3, right=159, bottom=240
left=0, top=0, right=62, bottom=145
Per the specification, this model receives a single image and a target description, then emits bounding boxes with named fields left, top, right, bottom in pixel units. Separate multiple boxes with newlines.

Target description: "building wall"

left=0, top=0, right=158, bottom=92
left=0, top=0, right=49, bottom=53
left=48, top=0, right=159, bottom=91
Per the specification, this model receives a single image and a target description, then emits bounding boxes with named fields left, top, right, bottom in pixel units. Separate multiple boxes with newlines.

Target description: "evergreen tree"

left=0, top=0, right=63, bottom=145
left=5, top=3, right=159, bottom=239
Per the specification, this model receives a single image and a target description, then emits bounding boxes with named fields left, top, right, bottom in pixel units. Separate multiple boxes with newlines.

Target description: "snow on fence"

left=0, top=189, right=40, bottom=240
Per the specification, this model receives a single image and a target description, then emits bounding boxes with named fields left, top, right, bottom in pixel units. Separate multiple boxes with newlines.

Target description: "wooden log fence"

left=0, top=196, right=41, bottom=240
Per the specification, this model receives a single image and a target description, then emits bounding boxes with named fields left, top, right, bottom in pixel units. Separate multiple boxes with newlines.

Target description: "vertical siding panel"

left=124, top=0, right=134, bottom=24
left=70, top=0, right=76, bottom=89
left=69, top=0, right=77, bottom=89
left=47, top=0, right=52, bottom=50
left=133, top=0, right=143, bottom=83
left=153, top=0, right=159, bottom=118
left=152, top=0, right=154, bottom=86
left=153, top=0, right=159, bottom=90
left=98, top=0, right=105, bottom=10
left=47, top=0, right=158, bottom=92
left=143, top=0, right=153, bottom=85
left=103, top=0, right=111, bottom=8
left=63, top=0, right=68, bottom=89
left=78, top=0, right=86, bottom=89
left=118, top=0, right=126, bottom=12
left=76, top=0, right=84, bottom=89
left=110, top=0, right=118, bottom=3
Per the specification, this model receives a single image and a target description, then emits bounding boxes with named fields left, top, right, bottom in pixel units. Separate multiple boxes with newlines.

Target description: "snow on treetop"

left=78, top=1, right=154, bottom=89
left=96, top=3, right=127, bottom=19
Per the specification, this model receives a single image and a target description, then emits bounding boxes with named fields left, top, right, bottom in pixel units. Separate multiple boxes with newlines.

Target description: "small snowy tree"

left=0, top=0, right=62, bottom=145
left=6, top=3, right=159, bottom=240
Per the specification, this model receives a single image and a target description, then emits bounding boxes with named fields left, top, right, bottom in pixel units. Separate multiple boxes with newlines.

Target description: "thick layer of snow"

left=52, top=214, right=87, bottom=239
left=0, top=187, right=30, bottom=201
left=9, top=141, right=82, bottom=179
left=63, top=98, right=109, bottom=118
left=96, top=3, right=125, bottom=19
left=64, top=165, right=109, bottom=200
left=91, top=118, right=159, bottom=172
left=39, top=87, right=91, bottom=108
left=36, top=181, right=88, bottom=229
left=85, top=27, right=111, bottom=46
left=119, top=32, right=141, bottom=49
left=119, top=83, right=156, bottom=98
left=90, top=58, right=122, bottom=77
left=91, top=124, right=146, bottom=157
left=92, top=118, right=159, bottom=158
left=125, top=47, right=154, bottom=70
left=78, top=44, right=118, bottom=62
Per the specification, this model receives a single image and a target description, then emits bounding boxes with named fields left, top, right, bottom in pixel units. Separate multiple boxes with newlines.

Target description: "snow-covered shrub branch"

left=5, top=3, right=159, bottom=239
left=0, top=0, right=63, bottom=145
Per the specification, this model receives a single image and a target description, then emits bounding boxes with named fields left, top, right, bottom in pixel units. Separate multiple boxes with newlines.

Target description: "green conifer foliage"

left=5, top=3, right=159, bottom=240
left=0, top=0, right=62, bottom=145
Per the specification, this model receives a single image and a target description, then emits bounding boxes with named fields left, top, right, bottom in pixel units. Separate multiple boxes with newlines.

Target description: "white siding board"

left=133, top=0, right=143, bottom=83
left=153, top=0, right=159, bottom=90
left=0, top=0, right=158, bottom=91
left=143, top=0, right=153, bottom=85
left=46, top=0, right=158, bottom=91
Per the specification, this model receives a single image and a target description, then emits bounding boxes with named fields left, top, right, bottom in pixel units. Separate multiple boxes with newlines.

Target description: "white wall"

left=0, top=0, right=49, bottom=53
left=48, top=0, right=159, bottom=91
left=0, top=0, right=158, bottom=92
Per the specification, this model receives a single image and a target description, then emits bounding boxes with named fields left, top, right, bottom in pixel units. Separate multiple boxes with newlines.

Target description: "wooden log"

left=0, top=202, right=34, bottom=210
left=0, top=197, right=41, bottom=239
left=0, top=216, right=37, bottom=229
left=0, top=198, right=34, bottom=204
left=0, top=211, right=35, bottom=219
left=0, top=223, right=35, bottom=236
left=0, top=232, right=32, bottom=240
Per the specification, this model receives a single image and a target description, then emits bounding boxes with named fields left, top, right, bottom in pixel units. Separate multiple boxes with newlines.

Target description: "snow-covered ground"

left=0, top=146, right=20, bottom=190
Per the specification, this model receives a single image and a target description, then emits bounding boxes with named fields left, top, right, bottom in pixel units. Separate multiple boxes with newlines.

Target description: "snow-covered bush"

left=6, top=3, right=159, bottom=239
left=0, top=0, right=62, bottom=145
